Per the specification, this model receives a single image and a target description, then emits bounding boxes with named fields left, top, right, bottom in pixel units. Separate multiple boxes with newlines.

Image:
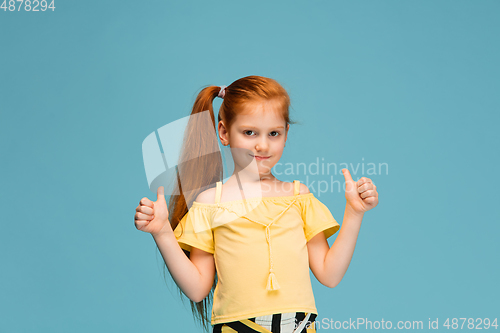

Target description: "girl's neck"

left=228, top=170, right=279, bottom=184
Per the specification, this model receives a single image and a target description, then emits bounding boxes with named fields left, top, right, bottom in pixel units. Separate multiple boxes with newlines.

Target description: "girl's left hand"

left=342, top=168, right=379, bottom=214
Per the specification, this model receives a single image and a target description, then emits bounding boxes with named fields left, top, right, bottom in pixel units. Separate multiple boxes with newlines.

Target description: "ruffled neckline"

left=192, top=192, right=315, bottom=208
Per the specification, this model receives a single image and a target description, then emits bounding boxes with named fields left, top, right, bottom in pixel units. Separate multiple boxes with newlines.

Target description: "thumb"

left=156, top=186, right=166, bottom=203
left=342, top=168, right=354, bottom=182
left=342, top=169, right=357, bottom=194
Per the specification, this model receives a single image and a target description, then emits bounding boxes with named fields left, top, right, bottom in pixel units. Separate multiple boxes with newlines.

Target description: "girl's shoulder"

left=271, top=180, right=311, bottom=196
left=194, top=187, right=217, bottom=205
left=296, top=182, right=311, bottom=195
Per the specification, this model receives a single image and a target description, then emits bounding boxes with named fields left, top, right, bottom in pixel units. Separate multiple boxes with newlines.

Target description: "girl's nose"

left=256, top=139, right=269, bottom=151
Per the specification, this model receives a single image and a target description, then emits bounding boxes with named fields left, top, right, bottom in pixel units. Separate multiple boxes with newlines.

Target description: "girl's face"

left=219, top=100, right=289, bottom=178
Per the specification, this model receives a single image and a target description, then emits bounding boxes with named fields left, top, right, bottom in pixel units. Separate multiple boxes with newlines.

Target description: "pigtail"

left=169, top=85, right=224, bottom=225
left=166, top=85, right=223, bottom=333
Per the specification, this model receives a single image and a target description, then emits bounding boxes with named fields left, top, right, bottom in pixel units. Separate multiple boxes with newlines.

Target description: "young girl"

left=134, top=75, right=379, bottom=333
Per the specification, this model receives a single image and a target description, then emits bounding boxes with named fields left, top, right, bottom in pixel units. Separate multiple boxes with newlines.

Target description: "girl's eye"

left=244, top=130, right=280, bottom=137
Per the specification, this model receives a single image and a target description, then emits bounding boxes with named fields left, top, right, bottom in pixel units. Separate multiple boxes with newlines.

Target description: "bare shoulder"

left=279, top=180, right=310, bottom=195
left=298, top=182, right=311, bottom=195
left=194, top=187, right=217, bottom=204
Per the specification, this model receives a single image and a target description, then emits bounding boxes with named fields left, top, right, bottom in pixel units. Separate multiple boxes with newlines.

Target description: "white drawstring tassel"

left=266, top=268, right=280, bottom=291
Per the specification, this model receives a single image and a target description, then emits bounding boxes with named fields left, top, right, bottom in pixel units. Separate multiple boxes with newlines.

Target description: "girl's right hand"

left=135, top=186, right=172, bottom=237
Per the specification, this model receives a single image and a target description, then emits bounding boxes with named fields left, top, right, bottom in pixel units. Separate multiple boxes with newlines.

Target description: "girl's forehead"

left=243, top=99, right=281, bottom=112
left=235, top=101, right=286, bottom=126
left=234, top=110, right=285, bottom=128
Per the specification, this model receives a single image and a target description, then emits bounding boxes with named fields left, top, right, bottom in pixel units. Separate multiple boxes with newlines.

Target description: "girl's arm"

left=135, top=186, right=215, bottom=303
left=308, top=168, right=378, bottom=288
left=153, top=232, right=216, bottom=302
left=307, top=205, right=363, bottom=288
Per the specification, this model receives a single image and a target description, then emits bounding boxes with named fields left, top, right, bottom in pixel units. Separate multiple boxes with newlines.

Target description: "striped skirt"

left=213, top=312, right=317, bottom=333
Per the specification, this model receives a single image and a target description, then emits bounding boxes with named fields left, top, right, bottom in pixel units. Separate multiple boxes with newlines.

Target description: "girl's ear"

left=219, top=121, right=229, bottom=146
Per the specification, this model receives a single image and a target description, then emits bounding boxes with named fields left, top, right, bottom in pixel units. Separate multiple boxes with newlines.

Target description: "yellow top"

left=173, top=180, right=340, bottom=325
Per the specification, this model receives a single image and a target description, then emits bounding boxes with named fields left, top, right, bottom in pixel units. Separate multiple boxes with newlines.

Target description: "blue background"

left=1, top=0, right=499, bottom=332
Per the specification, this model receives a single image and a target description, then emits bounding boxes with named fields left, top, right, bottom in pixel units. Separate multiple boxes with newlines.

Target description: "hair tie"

left=218, top=85, right=227, bottom=99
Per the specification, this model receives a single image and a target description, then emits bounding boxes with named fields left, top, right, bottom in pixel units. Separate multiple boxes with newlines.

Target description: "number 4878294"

left=1, top=0, right=55, bottom=11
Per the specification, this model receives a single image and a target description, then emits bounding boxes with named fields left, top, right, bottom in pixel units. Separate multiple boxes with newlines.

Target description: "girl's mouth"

left=250, top=154, right=270, bottom=160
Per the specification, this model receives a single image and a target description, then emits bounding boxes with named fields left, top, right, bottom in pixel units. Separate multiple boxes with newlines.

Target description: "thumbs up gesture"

left=342, top=168, right=379, bottom=214
left=134, top=186, right=172, bottom=236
